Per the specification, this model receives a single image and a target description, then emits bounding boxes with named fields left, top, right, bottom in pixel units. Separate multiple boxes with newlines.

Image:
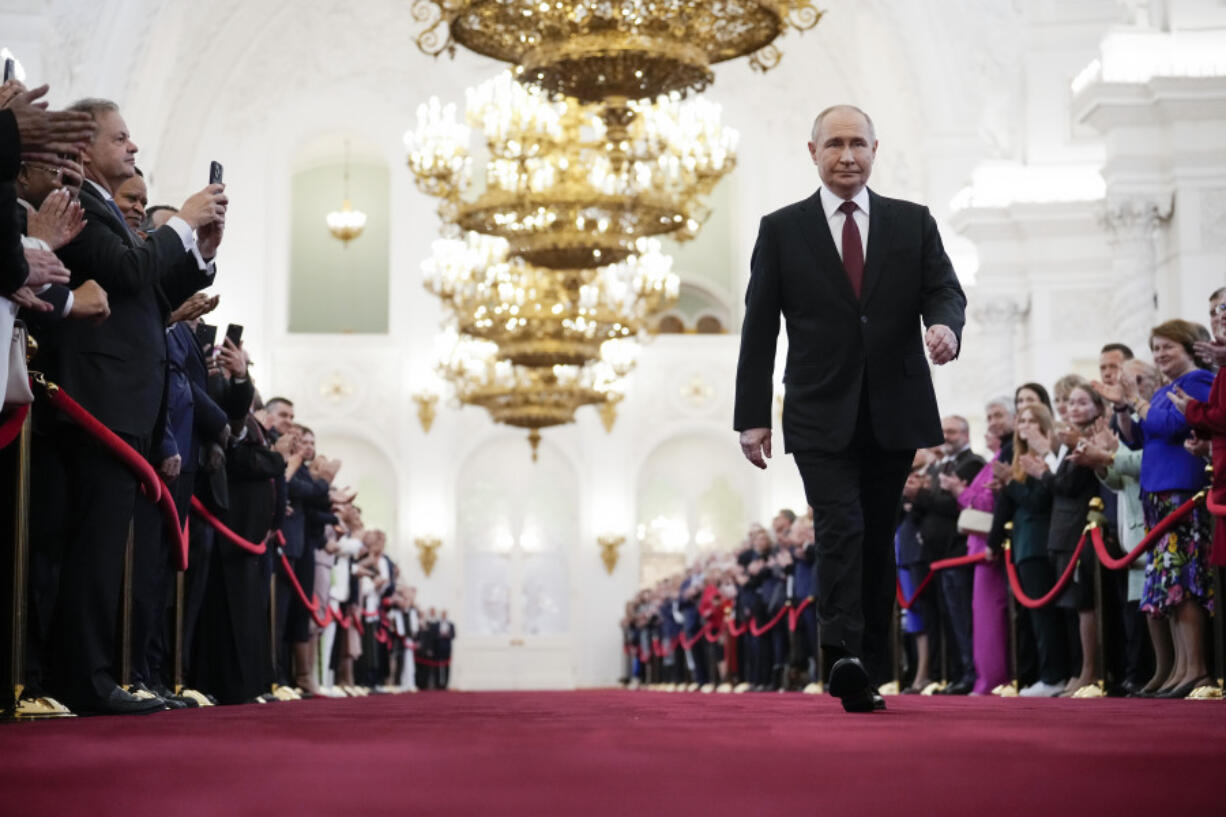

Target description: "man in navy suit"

left=48, top=98, right=227, bottom=714
left=734, top=105, right=966, bottom=713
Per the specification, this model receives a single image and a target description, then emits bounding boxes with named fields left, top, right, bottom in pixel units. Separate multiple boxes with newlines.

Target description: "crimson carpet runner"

left=3, top=691, right=1225, bottom=816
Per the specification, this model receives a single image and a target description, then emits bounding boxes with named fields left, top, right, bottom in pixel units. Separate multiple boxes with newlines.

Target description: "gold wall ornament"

left=415, top=536, right=442, bottom=577
left=406, top=71, right=737, bottom=272
left=412, top=392, right=439, bottom=433
left=599, top=392, right=622, bottom=433
left=598, top=534, right=625, bottom=575
left=410, top=0, right=823, bottom=104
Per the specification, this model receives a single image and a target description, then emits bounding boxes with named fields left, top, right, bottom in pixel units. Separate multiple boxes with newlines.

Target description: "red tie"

left=839, top=200, right=863, bottom=299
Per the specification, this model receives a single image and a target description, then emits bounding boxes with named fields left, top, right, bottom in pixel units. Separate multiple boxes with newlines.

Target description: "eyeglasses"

left=25, top=164, right=62, bottom=179
left=1211, top=303, right=1226, bottom=317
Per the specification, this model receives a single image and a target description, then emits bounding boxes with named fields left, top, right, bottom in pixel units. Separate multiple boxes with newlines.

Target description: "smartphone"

left=224, top=323, right=244, bottom=347
left=209, top=161, right=224, bottom=185
left=3, top=59, right=14, bottom=83
left=195, top=322, right=217, bottom=351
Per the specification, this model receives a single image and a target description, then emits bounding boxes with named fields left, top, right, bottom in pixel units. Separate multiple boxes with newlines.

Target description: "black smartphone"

left=209, top=161, right=224, bottom=185
left=3, top=59, right=14, bottom=83
left=195, top=322, right=217, bottom=351
left=224, top=323, right=244, bottom=347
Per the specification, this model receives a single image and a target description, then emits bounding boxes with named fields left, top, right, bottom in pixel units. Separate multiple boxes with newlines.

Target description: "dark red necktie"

left=839, top=200, right=863, bottom=298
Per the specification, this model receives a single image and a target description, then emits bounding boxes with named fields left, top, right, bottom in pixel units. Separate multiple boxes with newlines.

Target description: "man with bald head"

left=734, top=104, right=966, bottom=713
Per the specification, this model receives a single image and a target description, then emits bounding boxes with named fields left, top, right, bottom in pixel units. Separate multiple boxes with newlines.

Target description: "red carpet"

left=3, top=691, right=1225, bottom=816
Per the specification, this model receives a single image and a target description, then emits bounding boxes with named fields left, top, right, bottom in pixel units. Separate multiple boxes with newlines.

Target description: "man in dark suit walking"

left=48, top=98, right=226, bottom=714
left=734, top=105, right=966, bottom=713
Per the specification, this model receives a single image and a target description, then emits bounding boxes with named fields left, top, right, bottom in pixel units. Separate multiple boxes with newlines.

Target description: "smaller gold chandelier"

left=325, top=141, right=367, bottom=245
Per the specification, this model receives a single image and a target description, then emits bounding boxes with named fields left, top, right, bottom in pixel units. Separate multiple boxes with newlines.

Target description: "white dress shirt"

left=818, top=183, right=870, bottom=261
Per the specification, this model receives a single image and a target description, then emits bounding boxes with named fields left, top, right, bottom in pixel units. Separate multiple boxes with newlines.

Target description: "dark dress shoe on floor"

left=941, top=679, right=974, bottom=696
left=828, top=657, right=875, bottom=713
left=80, top=686, right=166, bottom=716
left=1155, top=676, right=1212, bottom=699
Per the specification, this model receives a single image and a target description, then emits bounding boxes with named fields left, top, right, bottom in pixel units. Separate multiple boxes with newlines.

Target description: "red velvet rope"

left=276, top=550, right=331, bottom=628
left=895, top=551, right=989, bottom=610
left=0, top=403, right=29, bottom=450
left=331, top=605, right=352, bottom=629
left=749, top=603, right=790, bottom=637
left=725, top=617, right=747, bottom=637
left=45, top=384, right=162, bottom=503
left=787, top=596, right=814, bottom=631
left=1004, top=533, right=1088, bottom=610
left=190, top=495, right=267, bottom=555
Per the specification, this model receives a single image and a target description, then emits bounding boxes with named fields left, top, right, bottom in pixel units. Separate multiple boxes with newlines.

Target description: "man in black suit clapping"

left=734, top=105, right=966, bottom=713
left=48, top=98, right=227, bottom=714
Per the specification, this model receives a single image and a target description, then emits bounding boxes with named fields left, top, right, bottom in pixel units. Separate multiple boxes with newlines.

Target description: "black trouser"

left=794, top=439, right=914, bottom=688
left=18, top=422, right=68, bottom=698
left=1015, top=557, right=1069, bottom=685
left=181, top=513, right=214, bottom=681
left=52, top=428, right=145, bottom=706
left=792, top=604, right=819, bottom=682
left=939, top=564, right=975, bottom=684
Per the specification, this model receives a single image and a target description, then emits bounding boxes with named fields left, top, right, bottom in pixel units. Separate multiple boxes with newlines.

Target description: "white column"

left=968, top=295, right=1026, bottom=401
left=1101, top=196, right=1169, bottom=355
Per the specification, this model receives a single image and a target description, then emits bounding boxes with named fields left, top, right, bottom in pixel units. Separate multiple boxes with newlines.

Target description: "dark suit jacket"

left=51, top=182, right=212, bottom=439
left=734, top=188, right=966, bottom=452
left=0, top=110, right=27, bottom=295
left=913, top=448, right=985, bottom=561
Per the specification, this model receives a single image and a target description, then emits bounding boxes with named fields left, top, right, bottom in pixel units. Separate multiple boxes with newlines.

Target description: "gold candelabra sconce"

left=598, top=392, right=623, bottom=434
left=415, top=535, right=442, bottom=577
left=598, top=534, right=625, bottom=575
left=413, top=391, right=439, bottom=433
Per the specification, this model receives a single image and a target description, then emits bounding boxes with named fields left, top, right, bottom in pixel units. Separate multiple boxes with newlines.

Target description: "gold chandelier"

left=411, top=0, right=823, bottom=104
left=435, top=331, right=627, bottom=458
left=405, top=71, right=737, bottom=271
left=422, top=231, right=678, bottom=368
left=325, top=140, right=367, bottom=245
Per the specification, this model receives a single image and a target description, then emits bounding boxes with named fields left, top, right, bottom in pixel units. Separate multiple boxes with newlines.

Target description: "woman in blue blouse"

left=1110, top=319, right=1214, bottom=698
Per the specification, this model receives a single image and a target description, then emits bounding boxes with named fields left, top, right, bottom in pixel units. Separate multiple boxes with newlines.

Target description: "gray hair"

left=67, top=98, right=119, bottom=141
left=810, top=105, right=877, bottom=143
left=985, top=395, right=1014, bottom=417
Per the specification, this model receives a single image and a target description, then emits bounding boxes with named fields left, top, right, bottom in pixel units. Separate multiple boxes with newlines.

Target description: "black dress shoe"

left=942, top=679, right=974, bottom=696
left=828, top=657, right=875, bottom=713
left=79, top=686, right=166, bottom=716
left=1155, top=676, right=1213, bottom=699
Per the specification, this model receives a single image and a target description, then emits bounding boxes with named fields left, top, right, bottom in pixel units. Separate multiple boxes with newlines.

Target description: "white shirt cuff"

left=165, top=215, right=211, bottom=272
left=20, top=236, right=51, bottom=251
left=61, top=290, right=74, bottom=318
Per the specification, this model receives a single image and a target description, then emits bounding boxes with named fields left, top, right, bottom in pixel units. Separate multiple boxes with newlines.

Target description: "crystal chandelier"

left=435, top=331, right=626, bottom=458
left=325, top=141, right=367, bottom=245
left=405, top=71, right=738, bottom=271
left=411, top=0, right=822, bottom=105
left=422, top=231, right=678, bottom=367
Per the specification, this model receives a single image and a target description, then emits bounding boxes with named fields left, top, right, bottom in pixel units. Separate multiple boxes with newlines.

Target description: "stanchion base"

left=1187, top=684, right=1223, bottom=700
left=271, top=685, right=300, bottom=702
left=178, top=689, right=214, bottom=707
left=685, top=682, right=700, bottom=692
left=699, top=683, right=715, bottom=694
left=877, top=681, right=901, bottom=696
left=732, top=682, right=752, bottom=694
left=626, top=679, right=640, bottom=691
left=9, top=696, right=76, bottom=719
left=1071, top=683, right=1106, bottom=699
left=992, top=683, right=1019, bottom=698
left=802, top=682, right=823, bottom=695
left=920, top=681, right=947, bottom=696
left=715, top=683, right=733, bottom=693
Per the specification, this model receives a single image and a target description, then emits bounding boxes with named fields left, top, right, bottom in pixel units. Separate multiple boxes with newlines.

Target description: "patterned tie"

left=839, top=200, right=864, bottom=299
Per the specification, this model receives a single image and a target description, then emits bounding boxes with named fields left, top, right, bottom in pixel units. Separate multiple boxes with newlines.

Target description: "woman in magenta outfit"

left=944, top=397, right=1014, bottom=695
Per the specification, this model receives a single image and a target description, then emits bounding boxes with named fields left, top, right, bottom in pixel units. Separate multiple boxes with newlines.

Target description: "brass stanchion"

left=1074, top=507, right=1108, bottom=698
left=173, top=573, right=184, bottom=694
left=120, top=519, right=134, bottom=690
left=997, top=524, right=1019, bottom=697
left=5, top=411, right=30, bottom=718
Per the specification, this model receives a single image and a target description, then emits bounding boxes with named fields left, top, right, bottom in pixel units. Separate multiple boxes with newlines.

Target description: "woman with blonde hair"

left=987, top=403, right=1069, bottom=696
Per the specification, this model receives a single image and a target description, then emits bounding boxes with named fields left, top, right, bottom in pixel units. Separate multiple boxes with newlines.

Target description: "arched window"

left=288, top=150, right=389, bottom=333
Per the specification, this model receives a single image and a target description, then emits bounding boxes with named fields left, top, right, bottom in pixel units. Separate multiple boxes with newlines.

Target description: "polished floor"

left=3, top=689, right=1225, bottom=816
